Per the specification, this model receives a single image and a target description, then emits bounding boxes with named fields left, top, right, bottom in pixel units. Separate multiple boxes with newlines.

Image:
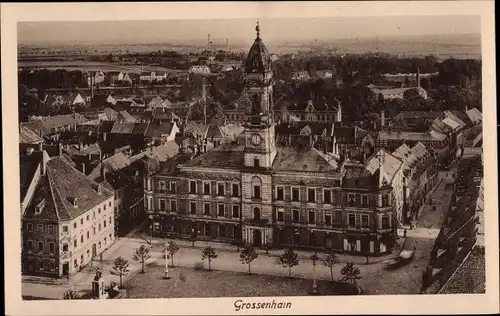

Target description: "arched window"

left=253, top=207, right=261, bottom=220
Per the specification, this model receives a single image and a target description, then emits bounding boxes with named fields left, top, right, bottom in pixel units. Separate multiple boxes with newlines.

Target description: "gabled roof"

left=185, top=123, right=210, bottom=138
left=118, top=110, right=136, bottom=122
left=182, top=143, right=245, bottom=169
left=378, top=130, right=447, bottom=142
left=103, top=107, right=119, bottom=120
left=131, top=122, right=150, bottom=135
left=206, top=124, right=225, bottom=139
left=365, top=149, right=403, bottom=186
left=23, top=157, right=113, bottom=221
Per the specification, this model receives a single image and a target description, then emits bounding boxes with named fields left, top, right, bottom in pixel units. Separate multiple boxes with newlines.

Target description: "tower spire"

left=256, top=20, right=260, bottom=40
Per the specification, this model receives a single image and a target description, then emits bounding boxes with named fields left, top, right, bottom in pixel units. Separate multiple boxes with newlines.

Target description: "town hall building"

left=146, top=24, right=399, bottom=255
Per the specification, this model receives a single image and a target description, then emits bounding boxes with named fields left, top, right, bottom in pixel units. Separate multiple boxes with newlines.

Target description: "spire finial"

left=255, top=20, right=260, bottom=39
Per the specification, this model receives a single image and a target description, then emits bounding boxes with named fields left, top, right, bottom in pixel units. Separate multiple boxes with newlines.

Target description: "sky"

left=18, top=16, right=481, bottom=46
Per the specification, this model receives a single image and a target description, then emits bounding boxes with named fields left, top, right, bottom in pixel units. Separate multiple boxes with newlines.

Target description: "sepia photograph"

left=2, top=1, right=498, bottom=315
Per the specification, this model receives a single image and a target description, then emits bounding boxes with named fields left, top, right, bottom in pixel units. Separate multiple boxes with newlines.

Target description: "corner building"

left=147, top=24, right=398, bottom=255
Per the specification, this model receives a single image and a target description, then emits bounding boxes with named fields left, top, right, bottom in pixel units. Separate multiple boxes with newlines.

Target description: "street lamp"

left=310, top=253, right=319, bottom=294
left=164, top=241, right=170, bottom=279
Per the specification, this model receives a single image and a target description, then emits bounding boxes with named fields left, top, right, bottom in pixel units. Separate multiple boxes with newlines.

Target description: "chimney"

left=100, top=163, right=106, bottom=182
left=380, top=110, right=385, bottom=128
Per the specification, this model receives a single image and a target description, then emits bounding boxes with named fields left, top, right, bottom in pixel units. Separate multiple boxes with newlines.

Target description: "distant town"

left=19, top=23, right=484, bottom=301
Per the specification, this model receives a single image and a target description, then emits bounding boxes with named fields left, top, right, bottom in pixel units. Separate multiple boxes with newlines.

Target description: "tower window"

left=254, top=158, right=260, bottom=167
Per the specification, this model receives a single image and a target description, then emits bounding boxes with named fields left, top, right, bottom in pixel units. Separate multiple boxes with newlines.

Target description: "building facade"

left=21, top=155, right=115, bottom=278
left=145, top=24, right=399, bottom=255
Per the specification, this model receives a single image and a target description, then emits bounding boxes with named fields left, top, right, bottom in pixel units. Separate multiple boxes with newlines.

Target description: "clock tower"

left=243, top=22, right=277, bottom=169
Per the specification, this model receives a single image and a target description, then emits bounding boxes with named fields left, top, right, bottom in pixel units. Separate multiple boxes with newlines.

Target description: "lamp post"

left=164, top=241, right=170, bottom=279
left=310, top=253, right=319, bottom=294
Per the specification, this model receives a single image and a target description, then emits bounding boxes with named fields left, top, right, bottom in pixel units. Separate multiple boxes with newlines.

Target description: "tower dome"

left=244, top=21, right=272, bottom=73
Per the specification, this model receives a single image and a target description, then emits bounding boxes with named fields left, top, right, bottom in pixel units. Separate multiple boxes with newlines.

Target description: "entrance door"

left=92, top=244, right=97, bottom=258
left=325, top=236, right=333, bottom=249
left=62, top=263, right=69, bottom=276
left=253, top=230, right=262, bottom=247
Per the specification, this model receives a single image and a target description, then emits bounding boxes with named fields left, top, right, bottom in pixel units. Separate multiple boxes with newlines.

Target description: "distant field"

left=17, top=60, right=179, bottom=73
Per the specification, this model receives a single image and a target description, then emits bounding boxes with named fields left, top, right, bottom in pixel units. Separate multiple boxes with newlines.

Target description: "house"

left=147, top=96, right=171, bottom=109
left=108, top=72, right=124, bottom=85
left=145, top=25, right=400, bottom=255
left=291, top=71, right=311, bottom=81
left=189, top=65, right=211, bottom=75
left=369, top=86, right=428, bottom=100
left=87, top=71, right=106, bottom=86
left=274, top=97, right=343, bottom=124
left=389, top=111, right=441, bottom=131
left=61, top=92, right=86, bottom=107
left=106, top=95, right=117, bottom=106
left=21, top=113, right=88, bottom=141
left=378, top=130, right=449, bottom=151
left=21, top=154, right=115, bottom=278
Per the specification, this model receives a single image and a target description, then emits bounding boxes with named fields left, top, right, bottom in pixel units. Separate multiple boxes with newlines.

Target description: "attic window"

left=35, top=200, right=45, bottom=214
left=97, top=184, right=102, bottom=195
left=73, top=197, right=78, bottom=208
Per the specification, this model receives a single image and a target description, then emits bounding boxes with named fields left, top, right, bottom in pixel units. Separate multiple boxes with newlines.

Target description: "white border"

left=2, top=1, right=498, bottom=315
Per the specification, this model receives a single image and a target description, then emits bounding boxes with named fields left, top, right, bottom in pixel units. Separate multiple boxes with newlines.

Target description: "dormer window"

left=97, top=184, right=102, bottom=195
left=35, top=200, right=45, bottom=215
left=73, top=197, right=78, bottom=208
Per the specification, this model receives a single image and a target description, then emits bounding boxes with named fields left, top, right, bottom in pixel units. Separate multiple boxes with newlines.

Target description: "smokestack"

left=417, top=66, right=421, bottom=88
left=226, top=38, right=229, bottom=53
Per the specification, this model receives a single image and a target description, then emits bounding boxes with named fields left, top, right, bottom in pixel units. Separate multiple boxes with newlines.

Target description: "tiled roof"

left=111, top=122, right=136, bottom=134
left=145, top=141, right=179, bottom=162
left=276, top=122, right=334, bottom=136
left=220, top=124, right=245, bottom=140
left=378, top=130, right=447, bottom=142
left=451, top=111, right=474, bottom=127
left=393, top=111, right=441, bottom=120
left=20, top=151, right=43, bottom=202
left=185, top=123, right=210, bottom=138
left=24, top=157, right=113, bottom=221
left=371, top=86, right=426, bottom=96
left=182, top=143, right=245, bottom=168
left=145, top=122, right=174, bottom=138
left=20, top=125, right=43, bottom=144
left=131, top=122, right=150, bottom=135
left=365, top=149, right=403, bottom=185
left=98, top=121, right=115, bottom=134
left=206, top=124, right=225, bottom=139
left=465, top=108, right=482, bottom=124
left=23, top=114, right=88, bottom=137
left=272, top=147, right=339, bottom=173
left=118, top=110, right=136, bottom=122
left=104, top=108, right=119, bottom=120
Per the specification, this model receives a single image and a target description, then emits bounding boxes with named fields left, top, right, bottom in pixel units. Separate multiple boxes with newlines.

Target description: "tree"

left=201, top=246, right=218, bottom=271
left=323, top=252, right=339, bottom=283
left=167, top=241, right=180, bottom=267
left=110, top=256, right=130, bottom=288
left=239, top=244, right=259, bottom=274
left=132, top=245, right=151, bottom=273
left=340, top=262, right=362, bottom=284
left=279, top=247, right=299, bottom=277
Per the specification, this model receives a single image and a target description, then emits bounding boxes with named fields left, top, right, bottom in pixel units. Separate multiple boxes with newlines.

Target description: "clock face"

left=251, top=134, right=262, bottom=146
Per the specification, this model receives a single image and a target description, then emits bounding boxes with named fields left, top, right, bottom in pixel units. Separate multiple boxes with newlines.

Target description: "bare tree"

left=132, top=245, right=151, bottom=273
left=323, top=252, right=339, bottom=283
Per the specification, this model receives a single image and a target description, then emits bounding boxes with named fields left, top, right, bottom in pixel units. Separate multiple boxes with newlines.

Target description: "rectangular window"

left=232, top=183, right=239, bottom=197
left=62, top=243, right=68, bottom=252
left=159, top=180, right=166, bottom=192
left=324, top=213, right=332, bottom=226
left=292, top=209, right=300, bottom=223
left=348, top=214, right=356, bottom=227
left=348, top=193, right=356, bottom=206
left=27, top=240, right=33, bottom=250
left=361, top=214, right=369, bottom=228
left=170, top=200, right=177, bottom=212
left=203, top=202, right=211, bottom=216
left=190, top=201, right=197, bottom=214
left=308, top=188, right=316, bottom=203
left=38, top=241, right=44, bottom=252
left=189, top=181, right=197, bottom=194
left=80, top=219, right=83, bottom=225
left=49, top=242, right=55, bottom=253
left=308, top=211, right=315, bottom=224
left=217, top=204, right=225, bottom=217
left=253, top=185, right=261, bottom=199
left=382, top=195, right=389, bottom=207
left=323, top=189, right=331, bottom=204
left=159, top=199, right=167, bottom=211
left=254, top=158, right=260, bottom=167
left=87, top=231, right=90, bottom=239
left=232, top=205, right=240, bottom=218
left=362, top=195, right=369, bottom=207
left=276, top=186, right=284, bottom=200
left=277, top=209, right=284, bottom=222
left=382, top=215, right=390, bottom=229
left=48, top=225, right=54, bottom=234
left=217, top=183, right=225, bottom=196
left=86, top=215, right=89, bottom=221
left=37, top=224, right=43, bottom=233
left=203, top=182, right=211, bottom=195
left=27, top=223, right=33, bottom=232
left=292, top=187, right=300, bottom=202
left=170, top=181, right=177, bottom=193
